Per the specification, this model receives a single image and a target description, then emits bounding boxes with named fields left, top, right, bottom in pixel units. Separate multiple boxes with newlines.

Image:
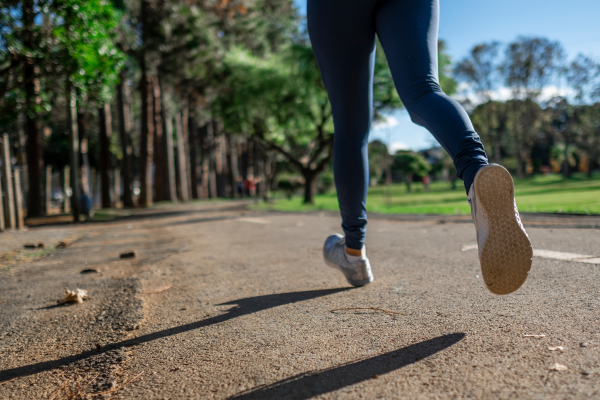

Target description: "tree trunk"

left=139, top=70, right=154, bottom=207
left=16, top=114, right=28, bottom=205
left=515, top=148, right=525, bottom=178
left=164, top=114, right=178, bottom=202
left=1, top=134, right=16, bottom=228
left=263, top=154, right=276, bottom=201
left=99, top=103, right=112, bottom=209
left=405, top=174, right=412, bottom=192
left=188, top=115, right=199, bottom=199
left=23, top=0, right=43, bottom=217
left=24, top=71, right=43, bottom=217
left=213, top=122, right=227, bottom=197
left=117, top=69, right=134, bottom=207
left=152, top=76, right=168, bottom=201
left=197, top=124, right=207, bottom=199
left=45, top=165, right=52, bottom=215
left=63, top=166, right=70, bottom=213
left=302, top=169, right=316, bottom=204
left=493, top=140, right=502, bottom=164
left=175, top=112, right=189, bottom=202
left=181, top=106, right=192, bottom=197
left=66, top=87, right=81, bottom=221
left=199, top=124, right=210, bottom=199
left=226, top=134, right=239, bottom=199
left=562, top=144, right=571, bottom=178
left=113, top=168, right=120, bottom=207
left=78, top=111, right=92, bottom=209
left=207, top=121, right=218, bottom=198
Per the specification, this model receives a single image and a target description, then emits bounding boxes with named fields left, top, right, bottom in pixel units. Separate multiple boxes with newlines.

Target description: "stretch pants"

left=308, top=0, right=489, bottom=250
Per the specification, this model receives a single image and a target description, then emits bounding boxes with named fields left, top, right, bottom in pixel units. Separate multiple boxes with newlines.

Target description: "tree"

left=455, top=41, right=502, bottom=103
left=470, top=101, right=508, bottom=163
left=391, top=151, right=431, bottom=192
left=547, top=97, right=579, bottom=177
left=368, top=140, right=390, bottom=185
left=54, top=0, right=124, bottom=216
left=502, top=37, right=564, bottom=177
left=576, top=103, right=600, bottom=176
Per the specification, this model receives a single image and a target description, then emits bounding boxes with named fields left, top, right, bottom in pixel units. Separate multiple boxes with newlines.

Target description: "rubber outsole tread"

left=474, top=165, right=533, bottom=295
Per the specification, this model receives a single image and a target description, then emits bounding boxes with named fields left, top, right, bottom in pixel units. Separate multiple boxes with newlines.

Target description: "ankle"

left=345, top=246, right=366, bottom=262
left=345, top=246, right=363, bottom=257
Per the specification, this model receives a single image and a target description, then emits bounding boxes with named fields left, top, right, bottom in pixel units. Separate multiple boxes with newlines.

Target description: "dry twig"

left=330, top=307, right=404, bottom=315
left=140, top=286, right=172, bottom=295
left=48, top=379, right=68, bottom=400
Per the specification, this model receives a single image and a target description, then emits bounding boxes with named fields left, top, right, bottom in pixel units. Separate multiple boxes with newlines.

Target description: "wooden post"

left=1, top=134, right=16, bottom=228
left=175, top=112, right=189, bottom=202
left=45, top=165, right=52, bottom=215
left=63, top=166, right=70, bottom=213
left=13, top=170, right=24, bottom=229
left=114, top=168, right=120, bottom=207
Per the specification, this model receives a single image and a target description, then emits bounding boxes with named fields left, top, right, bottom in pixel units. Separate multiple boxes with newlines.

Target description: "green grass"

left=253, top=173, right=600, bottom=215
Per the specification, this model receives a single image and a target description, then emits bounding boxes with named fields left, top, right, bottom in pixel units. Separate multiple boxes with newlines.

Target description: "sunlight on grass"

left=254, top=173, right=600, bottom=215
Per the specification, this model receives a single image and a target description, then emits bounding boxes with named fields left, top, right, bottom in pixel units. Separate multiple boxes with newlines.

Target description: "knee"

left=400, top=77, right=443, bottom=110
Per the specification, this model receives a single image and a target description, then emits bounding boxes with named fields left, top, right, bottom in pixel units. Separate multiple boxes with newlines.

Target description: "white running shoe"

left=469, top=164, right=533, bottom=295
left=323, top=234, right=374, bottom=287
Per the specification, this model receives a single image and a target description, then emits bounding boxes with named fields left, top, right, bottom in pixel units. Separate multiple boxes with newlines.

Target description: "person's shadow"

left=228, top=333, right=465, bottom=399
left=0, top=288, right=349, bottom=381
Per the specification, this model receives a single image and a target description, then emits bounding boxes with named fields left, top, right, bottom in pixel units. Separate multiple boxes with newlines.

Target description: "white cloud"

left=372, top=115, right=398, bottom=130
left=456, top=84, right=577, bottom=105
left=388, top=142, right=409, bottom=154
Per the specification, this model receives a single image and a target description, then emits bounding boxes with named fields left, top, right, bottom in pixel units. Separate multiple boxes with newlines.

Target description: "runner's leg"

left=307, top=0, right=378, bottom=250
left=374, top=0, right=488, bottom=192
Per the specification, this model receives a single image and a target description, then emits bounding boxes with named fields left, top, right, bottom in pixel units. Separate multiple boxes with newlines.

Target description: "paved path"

left=1, top=202, right=599, bottom=399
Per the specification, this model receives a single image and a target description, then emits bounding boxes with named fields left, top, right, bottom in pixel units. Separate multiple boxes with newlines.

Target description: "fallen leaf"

left=60, top=288, right=89, bottom=304
left=548, top=346, right=564, bottom=351
left=551, top=363, right=567, bottom=371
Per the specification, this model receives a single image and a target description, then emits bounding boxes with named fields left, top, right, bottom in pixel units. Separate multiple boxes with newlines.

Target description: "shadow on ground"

left=0, top=288, right=350, bottom=382
left=228, top=333, right=465, bottom=399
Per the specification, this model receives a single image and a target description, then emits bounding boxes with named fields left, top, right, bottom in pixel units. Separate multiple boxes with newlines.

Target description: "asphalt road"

left=1, top=201, right=599, bottom=399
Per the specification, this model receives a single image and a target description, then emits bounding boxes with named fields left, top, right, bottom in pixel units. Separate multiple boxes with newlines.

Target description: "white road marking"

left=461, top=244, right=478, bottom=252
left=237, top=217, right=271, bottom=224
left=461, top=244, right=600, bottom=264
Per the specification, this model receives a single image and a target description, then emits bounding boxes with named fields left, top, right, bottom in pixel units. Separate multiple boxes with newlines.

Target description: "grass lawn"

left=254, top=173, right=600, bottom=215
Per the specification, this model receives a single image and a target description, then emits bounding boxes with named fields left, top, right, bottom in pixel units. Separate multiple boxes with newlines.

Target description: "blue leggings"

left=308, top=0, right=488, bottom=250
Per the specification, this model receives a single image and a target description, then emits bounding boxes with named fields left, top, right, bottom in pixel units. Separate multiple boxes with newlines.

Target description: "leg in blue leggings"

left=308, top=0, right=488, bottom=251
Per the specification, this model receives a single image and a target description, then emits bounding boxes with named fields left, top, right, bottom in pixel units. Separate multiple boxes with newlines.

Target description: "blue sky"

left=293, top=0, right=600, bottom=151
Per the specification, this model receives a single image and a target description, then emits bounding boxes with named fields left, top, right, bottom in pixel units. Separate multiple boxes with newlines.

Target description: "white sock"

left=345, top=247, right=366, bottom=262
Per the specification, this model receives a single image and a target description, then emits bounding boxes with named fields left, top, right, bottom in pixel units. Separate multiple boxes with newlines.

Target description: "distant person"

left=312, top=0, right=532, bottom=294
left=422, top=175, right=430, bottom=191
left=245, top=175, right=256, bottom=197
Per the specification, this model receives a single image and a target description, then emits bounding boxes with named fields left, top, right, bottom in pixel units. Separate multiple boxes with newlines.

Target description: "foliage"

left=391, top=151, right=431, bottom=192
left=368, top=140, right=390, bottom=183
left=254, top=173, right=600, bottom=216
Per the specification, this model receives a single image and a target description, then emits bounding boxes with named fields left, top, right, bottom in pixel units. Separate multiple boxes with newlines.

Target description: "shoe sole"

left=325, top=261, right=374, bottom=287
left=474, top=165, right=532, bottom=295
